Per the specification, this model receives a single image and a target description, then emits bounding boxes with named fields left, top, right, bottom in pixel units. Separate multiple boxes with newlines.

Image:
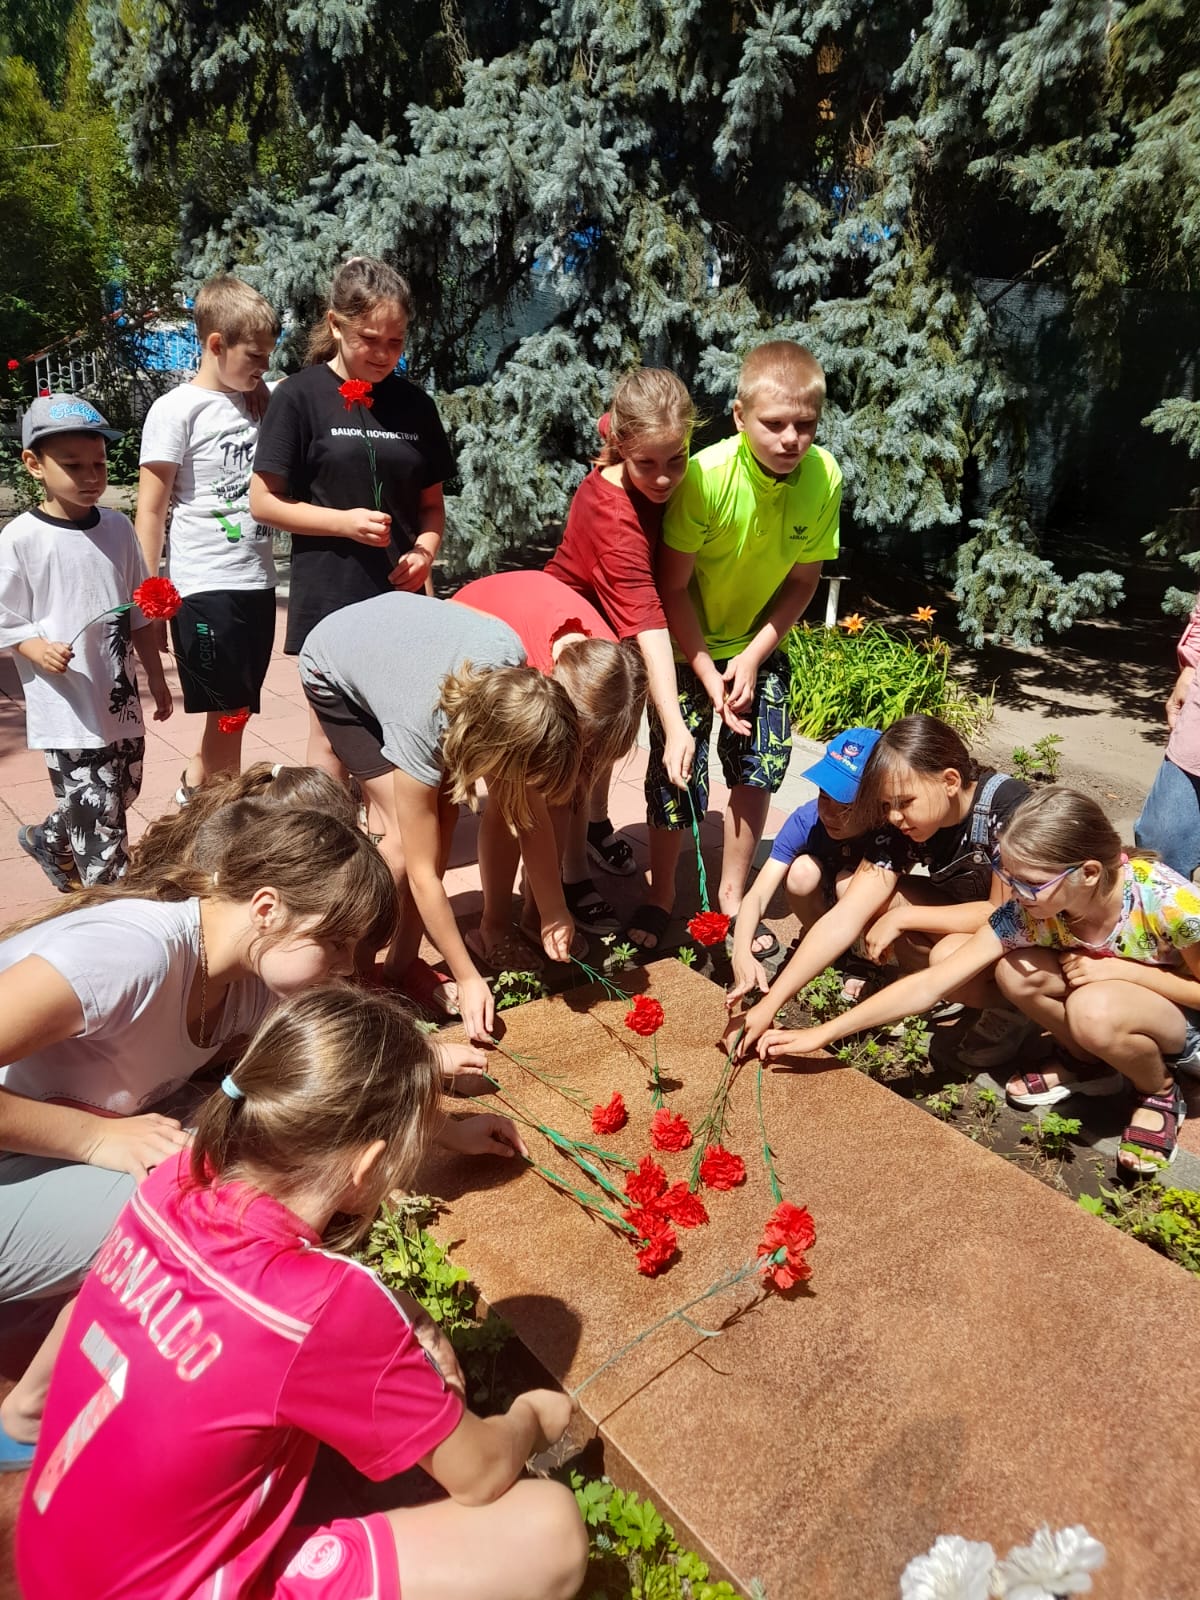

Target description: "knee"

left=785, top=855, right=821, bottom=901
left=528, top=1481, right=589, bottom=1600
left=995, top=951, right=1059, bottom=1002
left=1063, top=984, right=1123, bottom=1052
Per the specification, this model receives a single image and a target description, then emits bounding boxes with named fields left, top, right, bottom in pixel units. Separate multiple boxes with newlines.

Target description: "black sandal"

left=586, top=818, right=637, bottom=877
left=624, top=903, right=673, bottom=952
left=562, top=878, right=621, bottom=934
left=729, top=915, right=780, bottom=960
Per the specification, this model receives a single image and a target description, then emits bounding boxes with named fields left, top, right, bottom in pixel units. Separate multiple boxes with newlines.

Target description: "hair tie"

left=270, top=763, right=284, bottom=778
left=220, top=1074, right=245, bottom=1101
left=1120, top=852, right=1129, bottom=864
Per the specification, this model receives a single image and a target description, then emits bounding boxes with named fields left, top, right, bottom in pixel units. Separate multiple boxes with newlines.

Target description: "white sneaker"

left=957, top=1009, right=1036, bottom=1070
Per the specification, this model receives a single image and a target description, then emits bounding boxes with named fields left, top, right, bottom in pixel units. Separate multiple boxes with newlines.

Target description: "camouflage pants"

left=644, top=650, right=792, bottom=829
left=40, top=738, right=145, bottom=885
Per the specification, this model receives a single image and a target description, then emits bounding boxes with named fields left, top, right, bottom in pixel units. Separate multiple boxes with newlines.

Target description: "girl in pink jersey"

left=0, top=804, right=503, bottom=1467
left=18, top=986, right=586, bottom=1600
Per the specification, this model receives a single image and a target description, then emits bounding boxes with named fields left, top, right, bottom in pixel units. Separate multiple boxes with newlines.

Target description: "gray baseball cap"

left=21, top=394, right=122, bottom=450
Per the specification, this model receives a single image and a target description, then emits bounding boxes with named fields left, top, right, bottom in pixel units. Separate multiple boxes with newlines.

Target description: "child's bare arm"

left=727, top=856, right=790, bottom=1005
left=134, top=462, right=177, bottom=578
left=863, top=896, right=995, bottom=961
left=131, top=624, right=172, bottom=720
left=517, top=793, right=575, bottom=962
left=1061, top=946, right=1200, bottom=1010
left=389, top=483, right=443, bottom=592
left=722, top=560, right=822, bottom=712
left=249, top=471, right=391, bottom=548
left=15, top=638, right=72, bottom=674
left=657, top=545, right=736, bottom=723
left=634, top=626, right=694, bottom=786
left=421, top=1389, right=573, bottom=1506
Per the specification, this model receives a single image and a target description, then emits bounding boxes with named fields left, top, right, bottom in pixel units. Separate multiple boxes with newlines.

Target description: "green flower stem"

left=355, top=402, right=383, bottom=510
left=487, top=1036, right=590, bottom=1111
left=685, top=787, right=710, bottom=912
left=650, top=1036, right=664, bottom=1109
left=755, top=1064, right=783, bottom=1205
left=569, top=955, right=631, bottom=1004
left=68, top=601, right=132, bottom=648
left=569, top=1247, right=787, bottom=1399
left=523, top=1157, right=638, bottom=1237
left=486, top=1080, right=632, bottom=1204
left=688, top=1028, right=745, bottom=1192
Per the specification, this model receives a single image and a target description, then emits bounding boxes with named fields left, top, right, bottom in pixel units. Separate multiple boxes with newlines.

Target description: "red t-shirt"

left=17, top=1154, right=462, bottom=1600
left=450, top=570, right=615, bottom=674
left=544, top=469, right=667, bottom=640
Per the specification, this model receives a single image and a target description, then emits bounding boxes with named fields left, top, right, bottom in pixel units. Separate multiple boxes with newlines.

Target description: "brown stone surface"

left=428, top=960, right=1200, bottom=1599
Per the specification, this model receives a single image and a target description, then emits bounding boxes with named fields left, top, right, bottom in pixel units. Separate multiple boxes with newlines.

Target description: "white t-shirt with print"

left=0, top=898, right=275, bottom=1115
left=0, top=507, right=148, bottom=750
left=139, top=383, right=275, bottom=596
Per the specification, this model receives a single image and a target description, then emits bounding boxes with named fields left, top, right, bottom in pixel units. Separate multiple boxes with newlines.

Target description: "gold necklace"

left=196, top=908, right=209, bottom=1049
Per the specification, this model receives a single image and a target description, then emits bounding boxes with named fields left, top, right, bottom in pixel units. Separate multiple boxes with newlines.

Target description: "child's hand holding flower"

left=338, top=507, right=392, bottom=547
left=19, top=638, right=73, bottom=675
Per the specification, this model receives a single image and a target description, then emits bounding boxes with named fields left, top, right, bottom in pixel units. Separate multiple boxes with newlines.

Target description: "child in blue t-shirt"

left=727, top=727, right=880, bottom=1004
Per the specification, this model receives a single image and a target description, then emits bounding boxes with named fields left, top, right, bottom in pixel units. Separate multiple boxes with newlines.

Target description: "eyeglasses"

left=991, top=857, right=1083, bottom=901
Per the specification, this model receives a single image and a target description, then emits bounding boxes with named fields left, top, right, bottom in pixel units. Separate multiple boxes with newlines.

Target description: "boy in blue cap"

left=726, top=726, right=880, bottom=1005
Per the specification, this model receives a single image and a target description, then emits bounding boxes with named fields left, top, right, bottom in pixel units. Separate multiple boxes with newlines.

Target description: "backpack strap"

left=968, top=772, right=1009, bottom=848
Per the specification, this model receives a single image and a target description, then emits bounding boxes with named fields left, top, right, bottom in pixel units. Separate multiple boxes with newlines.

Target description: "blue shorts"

left=1167, top=1008, right=1200, bottom=1078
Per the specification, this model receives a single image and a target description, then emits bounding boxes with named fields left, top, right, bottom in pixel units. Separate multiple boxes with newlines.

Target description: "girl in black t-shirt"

left=250, top=256, right=454, bottom=770
left=729, top=716, right=1031, bottom=1067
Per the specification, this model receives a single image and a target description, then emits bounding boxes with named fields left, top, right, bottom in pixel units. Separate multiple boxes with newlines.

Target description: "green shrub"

left=785, top=621, right=990, bottom=742
left=1079, top=1183, right=1200, bottom=1276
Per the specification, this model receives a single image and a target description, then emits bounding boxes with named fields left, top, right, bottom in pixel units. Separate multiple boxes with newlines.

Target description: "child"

left=633, top=342, right=841, bottom=954
left=16, top=986, right=586, bottom=1600
left=1135, top=588, right=1200, bottom=879
left=298, top=591, right=580, bottom=1041
left=136, top=275, right=282, bottom=800
left=0, top=808, right=509, bottom=1465
left=730, top=716, right=1029, bottom=1064
left=748, top=787, right=1200, bottom=1178
left=451, top=570, right=647, bottom=961
left=545, top=368, right=698, bottom=872
left=726, top=726, right=880, bottom=1006
left=250, top=256, right=454, bottom=773
left=0, top=394, right=172, bottom=889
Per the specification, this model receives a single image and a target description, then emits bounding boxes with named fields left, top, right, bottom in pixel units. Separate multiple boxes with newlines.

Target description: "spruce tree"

left=87, top=0, right=1200, bottom=641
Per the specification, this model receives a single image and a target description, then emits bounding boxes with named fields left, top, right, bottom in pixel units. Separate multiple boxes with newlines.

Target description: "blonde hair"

left=553, top=638, right=647, bottom=779
left=306, top=255, right=416, bottom=365
left=596, top=368, right=697, bottom=468
left=439, top=665, right=580, bottom=831
left=737, top=340, right=826, bottom=413
left=189, top=986, right=441, bottom=1249
left=1000, top=786, right=1139, bottom=895
left=194, top=275, right=280, bottom=346
left=130, top=763, right=358, bottom=881
left=2, top=806, right=398, bottom=957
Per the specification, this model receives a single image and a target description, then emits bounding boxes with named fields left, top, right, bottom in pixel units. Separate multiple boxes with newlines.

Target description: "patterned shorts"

left=644, top=649, right=793, bottom=829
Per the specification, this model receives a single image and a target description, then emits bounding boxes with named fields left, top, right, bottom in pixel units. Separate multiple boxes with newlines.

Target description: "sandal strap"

left=1020, top=1071, right=1049, bottom=1097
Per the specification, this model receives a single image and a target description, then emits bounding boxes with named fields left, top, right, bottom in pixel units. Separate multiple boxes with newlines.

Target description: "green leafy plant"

left=785, top=621, right=990, bottom=743
left=603, top=939, right=638, bottom=974
left=571, top=1474, right=740, bottom=1600
left=798, top=966, right=852, bottom=1023
left=924, top=1083, right=965, bottom=1121
left=968, top=1085, right=1002, bottom=1143
left=676, top=946, right=697, bottom=968
left=893, top=1015, right=930, bottom=1068
left=1010, top=733, right=1064, bottom=784
left=1021, top=1110, right=1081, bottom=1160
left=1079, top=1183, right=1200, bottom=1277
left=493, top=968, right=550, bottom=1012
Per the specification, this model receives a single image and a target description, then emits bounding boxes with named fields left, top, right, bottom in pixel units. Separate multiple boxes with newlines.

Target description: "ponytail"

left=306, top=255, right=416, bottom=365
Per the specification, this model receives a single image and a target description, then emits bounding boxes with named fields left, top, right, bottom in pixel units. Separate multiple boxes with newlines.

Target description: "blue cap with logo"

left=802, top=726, right=882, bottom=804
left=21, top=394, right=122, bottom=451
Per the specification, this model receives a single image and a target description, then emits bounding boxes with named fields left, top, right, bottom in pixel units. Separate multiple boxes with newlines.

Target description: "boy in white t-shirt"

left=136, top=275, right=281, bottom=799
left=0, top=395, right=172, bottom=889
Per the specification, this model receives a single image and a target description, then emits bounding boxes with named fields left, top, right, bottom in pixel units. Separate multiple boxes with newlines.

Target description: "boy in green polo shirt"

left=627, top=341, right=841, bottom=953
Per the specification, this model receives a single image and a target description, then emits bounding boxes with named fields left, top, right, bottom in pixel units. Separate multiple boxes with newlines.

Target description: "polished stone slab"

left=428, top=961, right=1200, bottom=1598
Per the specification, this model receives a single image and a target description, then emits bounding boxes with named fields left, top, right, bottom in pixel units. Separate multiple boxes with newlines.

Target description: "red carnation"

left=338, top=378, right=374, bottom=410
left=591, top=1091, right=627, bottom=1135
left=624, top=994, right=665, bottom=1037
left=6, top=359, right=18, bottom=371
left=698, top=1144, right=746, bottom=1191
left=624, top=1154, right=667, bottom=1207
left=132, top=576, right=183, bottom=621
left=631, top=1213, right=677, bottom=1277
left=217, top=709, right=251, bottom=734
left=757, top=1200, right=816, bottom=1290
left=654, top=1181, right=708, bottom=1229
left=649, top=1108, right=692, bottom=1152
left=687, top=910, right=731, bottom=947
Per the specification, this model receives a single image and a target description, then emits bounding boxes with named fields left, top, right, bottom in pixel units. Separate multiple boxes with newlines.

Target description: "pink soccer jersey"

left=17, top=1153, right=463, bottom=1600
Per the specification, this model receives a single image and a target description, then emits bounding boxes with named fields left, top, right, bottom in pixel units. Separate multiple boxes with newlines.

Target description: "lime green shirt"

left=662, top=433, right=841, bottom=659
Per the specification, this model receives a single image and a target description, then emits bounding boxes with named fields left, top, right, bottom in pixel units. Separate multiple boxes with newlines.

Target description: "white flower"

left=901, top=1535, right=997, bottom=1600
left=997, top=1525, right=1106, bottom=1599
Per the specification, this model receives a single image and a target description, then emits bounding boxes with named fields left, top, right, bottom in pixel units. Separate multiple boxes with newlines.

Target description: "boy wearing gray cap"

left=0, top=394, right=172, bottom=889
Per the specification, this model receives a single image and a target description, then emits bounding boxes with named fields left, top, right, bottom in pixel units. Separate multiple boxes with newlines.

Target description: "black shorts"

left=170, top=589, right=276, bottom=715
left=300, top=670, right=393, bottom=780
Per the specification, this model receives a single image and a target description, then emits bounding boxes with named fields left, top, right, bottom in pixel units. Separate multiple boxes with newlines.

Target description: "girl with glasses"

left=744, top=786, right=1200, bottom=1177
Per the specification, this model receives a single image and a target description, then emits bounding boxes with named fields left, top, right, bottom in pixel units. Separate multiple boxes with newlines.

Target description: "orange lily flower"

left=838, top=613, right=866, bottom=634
left=912, top=605, right=936, bottom=623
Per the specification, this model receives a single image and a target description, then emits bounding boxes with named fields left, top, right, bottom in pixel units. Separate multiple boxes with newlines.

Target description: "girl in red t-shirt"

left=545, top=368, right=697, bottom=948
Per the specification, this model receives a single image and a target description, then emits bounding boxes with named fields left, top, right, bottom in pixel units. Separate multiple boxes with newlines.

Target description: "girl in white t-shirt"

left=0, top=806, right=512, bottom=1466
left=17, top=986, right=585, bottom=1600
